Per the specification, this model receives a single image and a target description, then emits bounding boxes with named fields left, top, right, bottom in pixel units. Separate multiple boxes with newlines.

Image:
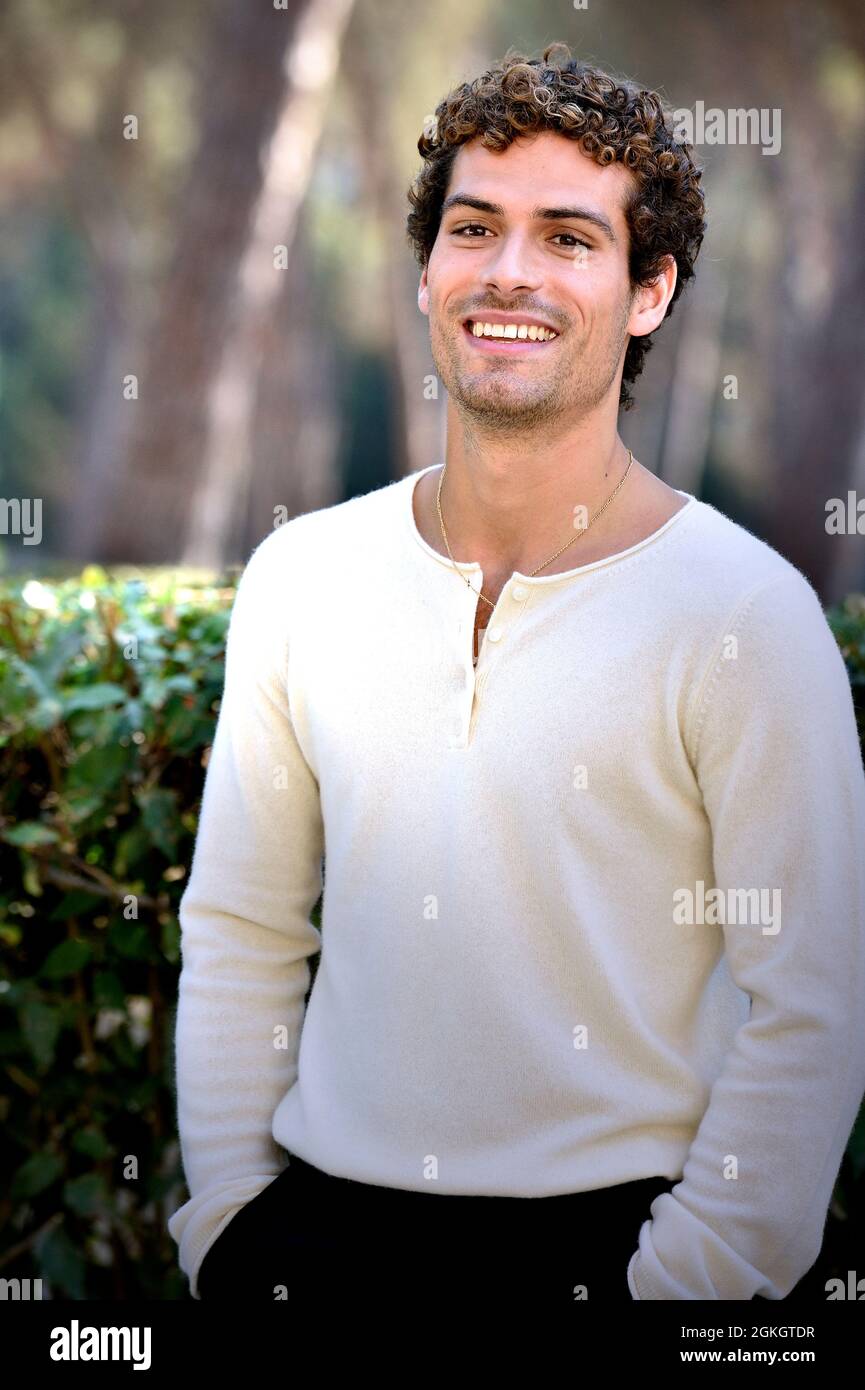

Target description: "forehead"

left=445, top=130, right=635, bottom=226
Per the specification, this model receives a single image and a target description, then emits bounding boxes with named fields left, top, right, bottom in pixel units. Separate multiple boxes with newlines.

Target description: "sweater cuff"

left=167, top=1174, right=278, bottom=1300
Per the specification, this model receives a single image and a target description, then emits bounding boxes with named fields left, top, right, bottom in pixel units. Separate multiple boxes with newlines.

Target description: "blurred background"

left=1, top=0, right=864, bottom=1301
left=0, top=0, right=864, bottom=595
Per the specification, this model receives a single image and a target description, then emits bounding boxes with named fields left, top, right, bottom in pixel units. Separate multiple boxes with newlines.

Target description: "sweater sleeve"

left=627, top=570, right=865, bottom=1300
left=166, top=531, right=325, bottom=1299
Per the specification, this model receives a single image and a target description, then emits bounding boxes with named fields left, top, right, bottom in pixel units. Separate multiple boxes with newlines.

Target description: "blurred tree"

left=66, top=0, right=358, bottom=566
left=679, top=0, right=865, bottom=600
left=70, top=0, right=306, bottom=563
left=181, top=0, right=357, bottom=568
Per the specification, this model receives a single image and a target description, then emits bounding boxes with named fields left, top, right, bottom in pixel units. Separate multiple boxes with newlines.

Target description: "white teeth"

left=470, top=321, right=558, bottom=341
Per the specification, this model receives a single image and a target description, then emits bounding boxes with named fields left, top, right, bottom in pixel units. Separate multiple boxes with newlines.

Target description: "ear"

left=627, top=255, right=678, bottom=338
left=418, top=264, right=430, bottom=318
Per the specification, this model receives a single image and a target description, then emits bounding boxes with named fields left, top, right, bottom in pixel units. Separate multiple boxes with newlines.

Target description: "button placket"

left=481, top=578, right=531, bottom=654
left=449, top=576, right=482, bottom=747
left=470, top=574, right=531, bottom=701
left=449, top=574, right=533, bottom=747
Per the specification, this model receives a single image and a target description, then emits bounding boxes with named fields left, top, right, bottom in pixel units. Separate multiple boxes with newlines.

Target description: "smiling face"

left=418, top=130, right=657, bottom=431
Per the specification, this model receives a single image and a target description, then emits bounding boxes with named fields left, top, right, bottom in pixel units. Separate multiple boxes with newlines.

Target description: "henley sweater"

left=168, top=462, right=865, bottom=1302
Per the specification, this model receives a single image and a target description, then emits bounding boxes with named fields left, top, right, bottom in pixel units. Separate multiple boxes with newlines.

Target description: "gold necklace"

left=436, top=447, right=634, bottom=620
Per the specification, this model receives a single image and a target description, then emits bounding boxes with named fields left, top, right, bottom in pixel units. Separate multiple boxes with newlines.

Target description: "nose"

left=480, top=231, right=542, bottom=297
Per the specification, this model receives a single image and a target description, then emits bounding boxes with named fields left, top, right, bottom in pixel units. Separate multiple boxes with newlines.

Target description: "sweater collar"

left=403, top=464, right=696, bottom=585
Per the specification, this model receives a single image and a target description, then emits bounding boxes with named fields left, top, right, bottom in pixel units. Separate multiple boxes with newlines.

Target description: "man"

left=169, top=43, right=865, bottom=1306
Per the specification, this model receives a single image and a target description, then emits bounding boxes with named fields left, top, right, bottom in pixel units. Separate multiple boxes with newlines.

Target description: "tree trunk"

left=83, top=0, right=307, bottom=564
left=182, top=0, right=357, bottom=568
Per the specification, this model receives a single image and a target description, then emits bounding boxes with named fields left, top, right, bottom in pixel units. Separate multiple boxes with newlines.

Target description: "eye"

left=552, top=232, right=592, bottom=251
left=450, top=223, right=592, bottom=251
left=450, top=223, right=491, bottom=238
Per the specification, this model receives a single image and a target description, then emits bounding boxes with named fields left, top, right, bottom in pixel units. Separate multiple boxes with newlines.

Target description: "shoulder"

left=670, top=495, right=825, bottom=631
left=667, top=498, right=852, bottom=755
left=241, top=472, right=413, bottom=579
left=681, top=504, right=856, bottom=759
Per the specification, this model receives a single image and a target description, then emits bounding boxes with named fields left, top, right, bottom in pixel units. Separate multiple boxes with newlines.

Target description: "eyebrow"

left=440, top=193, right=618, bottom=245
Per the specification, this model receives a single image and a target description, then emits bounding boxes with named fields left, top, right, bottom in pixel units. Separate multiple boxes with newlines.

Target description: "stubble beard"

left=430, top=300, right=633, bottom=437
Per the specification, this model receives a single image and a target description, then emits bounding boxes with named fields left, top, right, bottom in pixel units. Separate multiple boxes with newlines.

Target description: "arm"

left=628, top=571, right=865, bottom=1300
left=167, top=529, right=324, bottom=1299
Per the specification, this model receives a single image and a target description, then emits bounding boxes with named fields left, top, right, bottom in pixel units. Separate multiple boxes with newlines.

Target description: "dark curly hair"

left=406, top=42, right=707, bottom=412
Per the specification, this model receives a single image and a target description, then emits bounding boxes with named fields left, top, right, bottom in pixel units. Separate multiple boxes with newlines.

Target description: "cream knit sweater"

left=168, top=464, right=865, bottom=1301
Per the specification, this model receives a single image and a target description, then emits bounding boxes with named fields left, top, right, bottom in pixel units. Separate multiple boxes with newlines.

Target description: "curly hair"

left=406, top=42, right=707, bottom=412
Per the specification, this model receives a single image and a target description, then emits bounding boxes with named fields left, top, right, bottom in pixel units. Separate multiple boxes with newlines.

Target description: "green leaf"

left=67, top=741, right=131, bottom=795
left=1, top=821, right=60, bottom=848
left=140, top=675, right=169, bottom=709
left=22, top=852, right=43, bottom=898
left=35, top=1222, right=86, bottom=1299
left=64, top=790, right=106, bottom=823
left=29, top=696, right=64, bottom=731
left=63, top=1172, right=111, bottom=1217
left=93, top=970, right=125, bottom=1010
left=29, top=622, right=84, bottom=687
left=160, top=915, right=180, bottom=964
left=135, top=786, right=180, bottom=858
left=72, top=1127, right=113, bottom=1161
left=121, top=697, right=144, bottom=731
left=20, top=999, right=61, bottom=1067
left=48, top=891, right=103, bottom=920
left=112, top=823, right=151, bottom=877
left=61, top=682, right=128, bottom=713
left=108, top=918, right=154, bottom=962
left=7, top=654, right=52, bottom=704
left=12, top=1150, right=65, bottom=1200
left=39, top=937, right=93, bottom=979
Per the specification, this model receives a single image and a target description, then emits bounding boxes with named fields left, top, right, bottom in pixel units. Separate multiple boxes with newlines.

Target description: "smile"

left=462, top=319, right=560, bottom=352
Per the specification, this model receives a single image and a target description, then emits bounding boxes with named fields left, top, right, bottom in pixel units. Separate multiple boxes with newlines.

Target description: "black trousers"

left=197, top=1152, right=678, bottom=1309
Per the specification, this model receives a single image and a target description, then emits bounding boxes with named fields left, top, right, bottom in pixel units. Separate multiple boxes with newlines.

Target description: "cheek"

left=561, top=274, right=622, bottom=338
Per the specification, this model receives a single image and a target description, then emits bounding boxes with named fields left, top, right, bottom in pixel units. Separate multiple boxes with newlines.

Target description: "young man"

left=168, top=44, right=865, bottom=1306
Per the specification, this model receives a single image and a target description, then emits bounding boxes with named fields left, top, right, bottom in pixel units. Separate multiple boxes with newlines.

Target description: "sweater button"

left=487, top=625, right=503, bottom=642
left=511, top=584, right=528, bottom=601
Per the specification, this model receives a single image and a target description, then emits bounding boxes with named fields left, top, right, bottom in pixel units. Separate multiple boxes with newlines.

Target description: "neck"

left=437, top=414, right=637, bottom=574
